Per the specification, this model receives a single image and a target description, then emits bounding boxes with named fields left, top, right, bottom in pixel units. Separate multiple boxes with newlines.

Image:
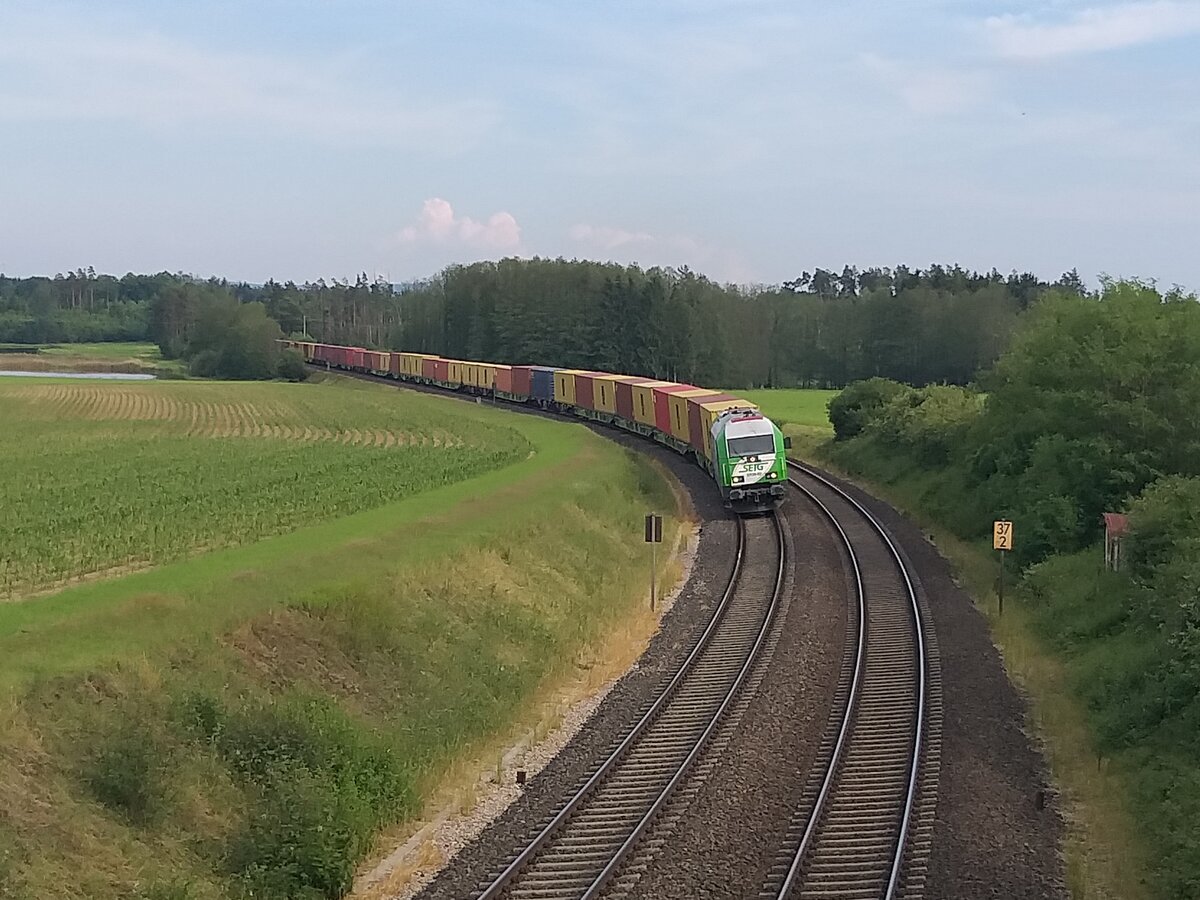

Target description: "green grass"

left=40, top=342, right=164, bottom=360
left=0, top=341, right=185, bottom=375
left=732, top=388, right=837, bottom=433
left=0, top=375, right=684, bottom=899
left=0, top=378, right=528, bottom=599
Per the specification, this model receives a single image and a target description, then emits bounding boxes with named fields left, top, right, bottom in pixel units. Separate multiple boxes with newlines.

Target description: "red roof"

left=1103, top=512, right=1130, bottom=536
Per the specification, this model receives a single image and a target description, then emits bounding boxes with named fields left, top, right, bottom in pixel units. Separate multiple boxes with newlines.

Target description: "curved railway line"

left=759, top=462, right=940, bottom=900
left=329, top=369, right=943, bottom=899
left=473, top=513, right=787, bottom=900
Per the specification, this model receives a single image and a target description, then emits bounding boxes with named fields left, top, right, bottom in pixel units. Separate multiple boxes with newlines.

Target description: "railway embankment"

left=0, top=379, right=688, bottom=900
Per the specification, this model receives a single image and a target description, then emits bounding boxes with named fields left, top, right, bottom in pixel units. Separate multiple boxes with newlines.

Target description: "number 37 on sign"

left=993, top=520, right=1014, bottom=551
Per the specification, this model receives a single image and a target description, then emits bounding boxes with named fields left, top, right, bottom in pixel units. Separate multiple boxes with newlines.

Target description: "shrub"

left=276, top=349, right=308, bottom=382
left=182, top=693, right=414, bottom=898
left=827, top=378, right=910, bottom=440
left=869, top=384, right=983, bottom=465
left=84, top=722, right=167, bottom=826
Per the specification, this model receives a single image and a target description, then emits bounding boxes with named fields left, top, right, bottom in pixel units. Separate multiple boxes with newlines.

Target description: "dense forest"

left=1, top=261, right=1085, bottom=388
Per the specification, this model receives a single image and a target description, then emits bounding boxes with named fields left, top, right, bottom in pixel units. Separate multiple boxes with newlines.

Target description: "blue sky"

left=1, top=0, right=1197, bottom=289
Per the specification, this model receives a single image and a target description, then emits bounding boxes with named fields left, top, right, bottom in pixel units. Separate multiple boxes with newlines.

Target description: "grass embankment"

left=819, top=435, right=1156, bottom=900
left=0, top=341, right=184, bottom=376
left=0, top=376, right=684, bottom=899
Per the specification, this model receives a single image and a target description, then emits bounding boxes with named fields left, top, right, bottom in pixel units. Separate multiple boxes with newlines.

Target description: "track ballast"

left=760, top=462, right=935, bottom=900
left=474, top=513, right=786, bottom=900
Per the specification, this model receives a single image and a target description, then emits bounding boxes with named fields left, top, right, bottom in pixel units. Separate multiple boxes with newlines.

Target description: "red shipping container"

left=652, top=384, right=700, bottom=435
left=687, top=392, right=737, bottom=453
left=494, top=365, right=513, bottom=394
left=510, top=366, right=533, bottom=398
left=572, top=373, right=602, bottom=411
left=390, top=353, right=402, bottom=378
left=430, top=358, right=449, bottom=382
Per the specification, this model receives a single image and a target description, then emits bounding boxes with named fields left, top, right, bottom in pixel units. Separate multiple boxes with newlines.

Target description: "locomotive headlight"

left=732, top=476, right=744, bottom=484
left=767, top=472, right=777, bottom=479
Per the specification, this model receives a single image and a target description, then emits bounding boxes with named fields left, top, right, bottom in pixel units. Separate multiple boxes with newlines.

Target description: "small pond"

left=0, top=371, right=157, bottom=380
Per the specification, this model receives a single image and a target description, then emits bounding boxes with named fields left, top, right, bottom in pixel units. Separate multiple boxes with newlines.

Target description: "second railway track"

left=474, top=513, right=786, bottom=900
left=762, top=462, right=939, bottom=900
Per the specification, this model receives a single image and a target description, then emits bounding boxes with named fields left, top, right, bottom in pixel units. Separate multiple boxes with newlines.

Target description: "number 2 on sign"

left=993, top=520, right=1014, bottom=551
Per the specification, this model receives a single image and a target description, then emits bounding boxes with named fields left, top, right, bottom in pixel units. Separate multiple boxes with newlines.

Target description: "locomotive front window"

left=727, top=434, right=775, bottom=457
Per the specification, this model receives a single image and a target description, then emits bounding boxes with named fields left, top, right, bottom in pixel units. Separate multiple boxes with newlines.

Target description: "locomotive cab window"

left=727, top=434, right=775, bottom=457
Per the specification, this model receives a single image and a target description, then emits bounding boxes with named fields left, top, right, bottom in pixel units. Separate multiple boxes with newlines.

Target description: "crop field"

left=735, top=388, right=838, bottom=432
left=0, top=376, right=529, bottom=599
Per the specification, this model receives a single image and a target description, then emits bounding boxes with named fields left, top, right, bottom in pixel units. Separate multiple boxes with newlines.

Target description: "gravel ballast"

left=622, top=487, right=849, bottom=899
left=806, top=465, right=1069, bottom=900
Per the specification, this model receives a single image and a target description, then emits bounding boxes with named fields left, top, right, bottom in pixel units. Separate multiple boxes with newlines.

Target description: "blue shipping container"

left=530, top=367, right=556, bottom=401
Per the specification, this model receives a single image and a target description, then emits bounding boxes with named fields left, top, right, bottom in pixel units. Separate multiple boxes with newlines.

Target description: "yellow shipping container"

left=447, top=361, right=466, bottom=386
left=476, top=363, right=498, bottom=390
left=401, top=352, right=437, bottom=377
left=631, top=381, right=674, bottom=426
left=554, top=369, right=589, bottom=406
left=592, top=374, right=639, bottom=414
left=667, top=389, right=720, bottom=443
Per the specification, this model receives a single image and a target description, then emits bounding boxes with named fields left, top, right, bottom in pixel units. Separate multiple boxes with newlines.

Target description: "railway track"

left=760, top=462, right=936, bottom=900
left=473, top=513, right=786, bottom=900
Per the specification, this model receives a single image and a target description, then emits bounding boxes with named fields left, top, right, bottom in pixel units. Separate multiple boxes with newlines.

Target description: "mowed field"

left=734, top=388, right=837, bottom=434
left=0, top=376, right=528, bottom=599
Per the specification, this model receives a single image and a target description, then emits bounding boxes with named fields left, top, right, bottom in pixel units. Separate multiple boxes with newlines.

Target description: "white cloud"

left=985, top=1, right=1200, bottom=60
left=399, top=199, right=521, bottom=249
left=859, top=54, right=988, bottom=115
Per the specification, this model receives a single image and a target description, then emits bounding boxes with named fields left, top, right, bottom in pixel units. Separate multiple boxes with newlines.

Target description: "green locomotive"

left=710, top=409, right=789, bottom=514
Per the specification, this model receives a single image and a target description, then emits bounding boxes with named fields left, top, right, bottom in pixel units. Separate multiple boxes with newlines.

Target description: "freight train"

left=283, top=341, right=789, bottom=514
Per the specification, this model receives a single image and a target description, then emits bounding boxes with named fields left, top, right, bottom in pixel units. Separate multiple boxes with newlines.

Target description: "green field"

left=0, top=342, right=184, bottom=375
left=0, top=375, right=683, bottom=899
left=0, top=377, right=527, bottom=599
left=731, top=388, right=837, bottom=434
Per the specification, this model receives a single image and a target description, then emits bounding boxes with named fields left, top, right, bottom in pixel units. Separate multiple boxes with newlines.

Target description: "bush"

left=827, top=378, right=910, bottom=440
left=182, top=693, right=414, bottom=898
left=870, top=384, right=983, bottom=465
left=85, top=722, right=167, bottom=826
left=276, top=349, right=308, bottom=382
left=1126, top=476, right=1200, bottom=580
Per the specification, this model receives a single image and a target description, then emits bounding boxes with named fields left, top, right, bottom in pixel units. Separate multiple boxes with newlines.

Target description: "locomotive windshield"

left=726, top=434, right=775, bottom=457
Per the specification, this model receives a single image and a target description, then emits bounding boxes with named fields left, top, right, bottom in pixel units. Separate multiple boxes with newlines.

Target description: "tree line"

left=2, top=260, right=1083, bottom=388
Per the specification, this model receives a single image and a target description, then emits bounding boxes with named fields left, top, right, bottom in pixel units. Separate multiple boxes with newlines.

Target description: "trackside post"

left=993, top=519, right=1014, bottom=616
left=645, top=514, right=663, bottom=610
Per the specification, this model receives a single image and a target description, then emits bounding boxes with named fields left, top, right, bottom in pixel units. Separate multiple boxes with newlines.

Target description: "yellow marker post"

left=993, top=520, right=1013, bottom=615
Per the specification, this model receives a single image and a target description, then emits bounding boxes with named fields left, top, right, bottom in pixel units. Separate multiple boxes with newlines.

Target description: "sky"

left=0, top=0, right=1197, bottom=290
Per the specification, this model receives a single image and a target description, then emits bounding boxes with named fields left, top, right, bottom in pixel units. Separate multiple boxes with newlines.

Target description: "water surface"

left=0, top=371, right=157, bottom=380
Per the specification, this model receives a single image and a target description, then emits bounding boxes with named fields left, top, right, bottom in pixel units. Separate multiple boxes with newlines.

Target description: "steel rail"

left=477, top=513, right=785, bottom=899
left=578, top=514, right=786, bottom=899
left=774, top=461, right=926, bottom=900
